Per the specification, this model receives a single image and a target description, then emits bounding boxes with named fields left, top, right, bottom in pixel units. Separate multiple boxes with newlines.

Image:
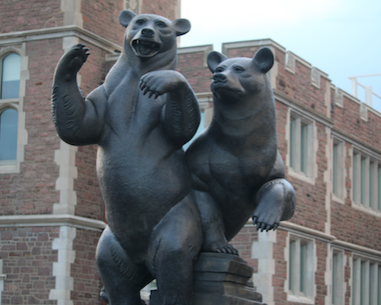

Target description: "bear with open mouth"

left=52, top=10, right=202, bottom=305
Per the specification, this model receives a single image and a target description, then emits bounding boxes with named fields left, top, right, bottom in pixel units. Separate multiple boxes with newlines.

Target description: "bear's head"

left=207, top=47, right=274, bottom=103
left=119, top=10, right=190, bottom=61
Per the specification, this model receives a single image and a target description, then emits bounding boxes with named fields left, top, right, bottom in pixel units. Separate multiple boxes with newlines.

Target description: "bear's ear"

left=207, top=51, right=228, bottom=73
left=172, top=18, right=191, bottom=36
left=119, top=10, right=137, bottom=28
left=252, top=47, right=274, bottom=73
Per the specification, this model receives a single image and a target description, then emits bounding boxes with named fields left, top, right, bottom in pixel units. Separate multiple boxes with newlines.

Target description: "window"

left=0, top=47, right=27, bottom=174
left=0, top=108, right=18, bottom=161
left=332, top=140, right=345, bottom=200
left=352, top=150, right=381, bottom=213
left=289, top=113, right=315, bottom=179
left=352, top=257, right=381, bottom=305
left=331, top=250, right=344, bottom=305
left=288, top=236, right=315, bottom=302
left=1, top=53, right=21, bottom=99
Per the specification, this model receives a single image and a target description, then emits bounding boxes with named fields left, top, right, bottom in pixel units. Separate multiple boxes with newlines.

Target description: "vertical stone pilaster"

left=61, top=0, right=83, bottom=27
left=53, top=36, right=80, bottom=216
left=252, top=230, right=277, bottom=305
left=49, top=226, right=77, bottom=305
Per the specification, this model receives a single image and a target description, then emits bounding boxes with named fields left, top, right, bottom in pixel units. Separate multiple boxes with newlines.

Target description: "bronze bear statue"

left=185, top=47, right=296, bottom=255
left=52, top=10, right=202, bottom=305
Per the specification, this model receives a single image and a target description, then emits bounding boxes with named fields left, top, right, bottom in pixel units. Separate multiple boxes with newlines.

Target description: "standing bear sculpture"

left=52, top=10, right=202, bottom=305
left=185, top=47, right=296, bottom=255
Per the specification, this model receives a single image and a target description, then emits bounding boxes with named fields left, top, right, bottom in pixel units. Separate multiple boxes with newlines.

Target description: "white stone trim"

left=331, top=138, right=346, bottom=203
left=324, top=127, right=332, bottom=235
left=49, top=226, right=76, bottom=305
left=335, top=87, right=344, bottom=108
left=285, top=51, right=296, bottom=74
left=54, top=141, right=78, bottom=215
left=252, top=230, right=276, bottom=305
left=61, top=0, right=83, bottom=27
left=280, top=221, right=336, bottom=243
left=53, top=37, right=80, bottom=216
left=221, top=39, right=286, bottom=56
left=325, top=247, right=345, bottom=305
left=0, top=26, right=122, bottom=54
left=0, top=214, right=106, bottom=231
left=124, top=0, right=141, bottom=14
left=280, top=221, right=381, bottom=258
left=311, top=67, right=321, bottom=89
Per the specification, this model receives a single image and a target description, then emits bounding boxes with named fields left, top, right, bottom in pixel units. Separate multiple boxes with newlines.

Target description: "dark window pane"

left=0, top=108, right=18, bottom=160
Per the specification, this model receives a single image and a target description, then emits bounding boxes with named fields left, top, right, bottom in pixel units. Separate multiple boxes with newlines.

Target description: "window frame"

left=0, top=105, right=19, bottom=164
left=287, top=234, right=316, bottom=303
left=352, top=148, right=381, bottom=215
left=0, top=46, right=28, bottom=174
left=0, top=52, right=21, bottom=100
left=332, top=139, right=345, bottom=202
left=351, top=255, right=381, bottom=305
left=288, top=110, right=316, bottom=183
left=331, top=249, right=345, bottom=305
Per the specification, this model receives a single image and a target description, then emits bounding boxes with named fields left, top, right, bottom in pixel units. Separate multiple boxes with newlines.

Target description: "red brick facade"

left=1, top=1, right=380, bottom=305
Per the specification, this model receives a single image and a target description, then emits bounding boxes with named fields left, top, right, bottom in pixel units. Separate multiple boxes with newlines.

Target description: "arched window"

left=0, top=108, right=18, bottom=161
left=1, top=53, right=21, bottom=99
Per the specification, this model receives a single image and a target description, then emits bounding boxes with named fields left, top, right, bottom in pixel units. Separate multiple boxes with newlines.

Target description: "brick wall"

left=0, top=227, right=59, bottom=305
left=71, top=229, right=102, bottom=305
left=141, top=0, right=179, bottom=20
left=81, top=0, right=125, bottom=46
left=0, top=0, right=63, bottom=33
left=0, top=38, right=63, bottom=217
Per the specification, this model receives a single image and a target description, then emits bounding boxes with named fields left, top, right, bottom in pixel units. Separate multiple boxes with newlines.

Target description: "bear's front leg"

left=52, top=44, right=105, bottom=145
left=252, top=179, right=296, bottom=232
left=140, top=70, right=200, bottom=147
left=54, top=43, right=90, bottom=82
left=139, top=70, right=188, bottom=99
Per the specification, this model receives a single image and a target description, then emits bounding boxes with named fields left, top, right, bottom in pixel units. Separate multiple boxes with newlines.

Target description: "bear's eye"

left=233, top=65, right=244, bottom=73
left=155, top=21, right=167, bottom=28
left=215, top=67, right=224, bottom=73
left=135, top=19, right=146, bottom=26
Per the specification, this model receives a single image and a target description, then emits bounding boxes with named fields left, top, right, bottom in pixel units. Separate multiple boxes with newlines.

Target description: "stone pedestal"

left=150, top=252, right=266, bottom=305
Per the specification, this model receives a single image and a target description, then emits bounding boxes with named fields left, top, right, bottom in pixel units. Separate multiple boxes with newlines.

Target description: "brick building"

left=1, top=1, right=381, bottom=305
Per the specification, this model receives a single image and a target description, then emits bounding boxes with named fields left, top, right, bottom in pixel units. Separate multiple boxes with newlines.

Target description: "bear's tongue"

left=139, top=41, right=152, bottom=55
left=133, top=40, right=159, bottom=56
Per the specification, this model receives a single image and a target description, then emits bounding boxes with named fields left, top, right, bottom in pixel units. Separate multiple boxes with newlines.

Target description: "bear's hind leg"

left=96, top=226, right=153, bottom=305
left=147, top=195, right=202, bottom=305
left=195, top=190, right=238, bottom=255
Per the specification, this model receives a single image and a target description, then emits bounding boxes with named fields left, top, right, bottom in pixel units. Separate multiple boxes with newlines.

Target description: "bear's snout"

left=213, top=73, right=227, bottom=83
left=142, top=28, right=155, bottom=38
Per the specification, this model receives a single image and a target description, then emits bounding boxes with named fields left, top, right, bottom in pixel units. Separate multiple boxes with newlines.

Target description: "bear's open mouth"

left=131, top=39, right=161, bottom=57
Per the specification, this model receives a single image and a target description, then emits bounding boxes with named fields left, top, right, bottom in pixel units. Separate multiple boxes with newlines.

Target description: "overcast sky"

left=180, top=0, right=381, bottom=109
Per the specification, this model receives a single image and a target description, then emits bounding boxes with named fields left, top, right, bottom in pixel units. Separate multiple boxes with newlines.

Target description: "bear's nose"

left=142, top=28, right=155, bottom=38
left=213, top=73, right=227, bottom=82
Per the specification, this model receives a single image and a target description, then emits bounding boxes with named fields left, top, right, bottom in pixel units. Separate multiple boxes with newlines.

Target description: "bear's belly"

left=96, top=136, right=191, bottom=258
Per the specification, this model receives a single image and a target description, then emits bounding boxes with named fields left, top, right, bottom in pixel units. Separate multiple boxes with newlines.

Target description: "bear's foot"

left=202, top=236, right=238, bottom=255
left=253, top=178, right=296, bottom=232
